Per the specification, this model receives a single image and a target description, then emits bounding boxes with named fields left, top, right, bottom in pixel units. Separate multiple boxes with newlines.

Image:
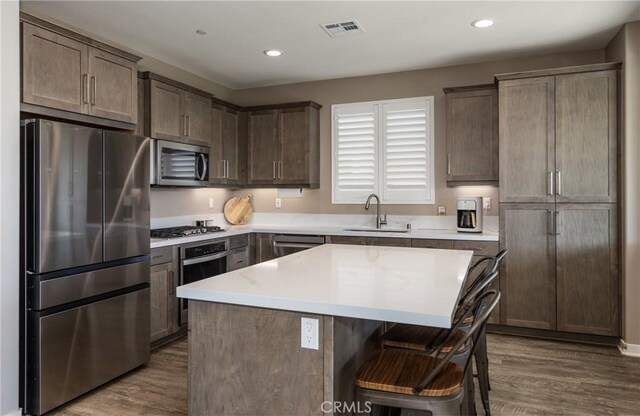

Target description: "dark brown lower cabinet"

left=150, top=259, right=175, bottom=343
left=500, top=203, right=619, bottom=336
left=500, top=204, right=557, bottom=330
left=556, top=204, right=618, bottom=336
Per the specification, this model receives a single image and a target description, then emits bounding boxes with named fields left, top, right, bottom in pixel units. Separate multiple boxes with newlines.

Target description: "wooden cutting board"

left=223, top=195, right=253, bottom=225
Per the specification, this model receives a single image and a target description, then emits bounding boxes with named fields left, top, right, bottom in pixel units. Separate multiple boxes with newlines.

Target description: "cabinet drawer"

left=452, top=240, right=499, bottom=257
left=411, top=239, right=454, bottom=249
left=327, top=235, right=367, bottom=245
left=367, top=237, right=411, bottom=247
left=229, top=247, right=249, bottom=271
left=150, top=247, right=173, bottom=266
left=229, top=234, right=249, bottom=249
left=327, top=235, right=367, bottom=246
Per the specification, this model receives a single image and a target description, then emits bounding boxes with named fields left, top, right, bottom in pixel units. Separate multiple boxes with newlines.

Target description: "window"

left=331, top=96, right=435, bottom=204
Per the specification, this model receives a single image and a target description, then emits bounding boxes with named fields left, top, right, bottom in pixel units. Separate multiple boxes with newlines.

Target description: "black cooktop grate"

left=150, top=225, right=224, bottom=239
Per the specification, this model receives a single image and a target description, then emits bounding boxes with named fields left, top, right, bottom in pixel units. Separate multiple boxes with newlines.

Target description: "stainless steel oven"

left=151, top=139, right=209, bottom=187
left=179, top=239, right=227, bottom=325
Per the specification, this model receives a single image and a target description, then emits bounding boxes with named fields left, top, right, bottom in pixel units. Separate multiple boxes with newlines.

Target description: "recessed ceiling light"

left=195, top=29, right=207, bottom=35
left=264, top=49, right=283, bottom=57
left=471, top=19, right=495, bottom=28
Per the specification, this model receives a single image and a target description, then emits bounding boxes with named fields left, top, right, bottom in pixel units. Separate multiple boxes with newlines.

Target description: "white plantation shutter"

left=381, top=99, right=434, bottom=203
left=332, top=97, right=434, bottom=204
left=332, top=103, right=379, bottom=203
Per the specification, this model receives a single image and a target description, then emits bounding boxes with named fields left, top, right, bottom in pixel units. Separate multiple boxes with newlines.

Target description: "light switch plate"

left=437, top=206, right=446, bottom=216
left=208, top=197, right=214, bottom=209
left=483, top=197, right=491, bottom=210
left=275, top=198, right=282, bottom=208
left=301, top=317, right=319, bottom=350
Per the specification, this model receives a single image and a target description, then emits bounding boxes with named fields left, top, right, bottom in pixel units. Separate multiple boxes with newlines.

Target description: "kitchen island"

left=177, top=244, right=473, bottom=415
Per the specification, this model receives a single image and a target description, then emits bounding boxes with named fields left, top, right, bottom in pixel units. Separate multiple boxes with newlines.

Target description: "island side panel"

left=188, top=301, right=325, bottom=416
left=331, top=317, right=383, bottom=414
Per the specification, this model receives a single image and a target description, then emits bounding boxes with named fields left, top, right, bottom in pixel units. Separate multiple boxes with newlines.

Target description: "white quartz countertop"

left=150, top=223, right=498, bottom=248
left=176, top=244, right=473, bottom=328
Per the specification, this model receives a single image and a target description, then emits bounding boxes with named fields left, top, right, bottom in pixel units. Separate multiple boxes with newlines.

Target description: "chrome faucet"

left=365, top=193, right=387, bottom=229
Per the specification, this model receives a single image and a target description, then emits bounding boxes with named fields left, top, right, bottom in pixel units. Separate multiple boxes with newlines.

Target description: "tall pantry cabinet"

left=497, top=63, right=620, bottom=337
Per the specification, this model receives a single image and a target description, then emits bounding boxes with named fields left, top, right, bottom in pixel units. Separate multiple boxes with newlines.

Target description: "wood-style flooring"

left=51, top=334, right=640, bottom=416
left=51, top=339, right=188, bottom=416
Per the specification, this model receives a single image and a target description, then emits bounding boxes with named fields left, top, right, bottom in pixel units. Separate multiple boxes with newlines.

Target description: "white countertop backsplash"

left=150, top=213, right=499, bottom=248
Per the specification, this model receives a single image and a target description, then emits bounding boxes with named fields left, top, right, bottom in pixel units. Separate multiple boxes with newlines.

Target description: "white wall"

left=0, top=1, right=21, bottom=414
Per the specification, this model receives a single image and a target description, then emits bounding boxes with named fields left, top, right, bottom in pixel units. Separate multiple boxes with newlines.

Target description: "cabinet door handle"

left=548, top=171, right=555, bottom=195
left=224, top=160, right=228, bottom=179
left=555, top=211, right=561, bottom=235
left=548, top=210, right=554, bottom=235
left=186, top=115, right=191, bottom=137
left=278, top=161, right=283, bottom=179
left=182, top=115, right=186, bottom=136
left=556, top=171, right=562, bottom=196
left=168, top=271, right=174, bottom=295
left=273, top=161, right=278, bottom=179
left=447, top=154, right=451, bottom=175
left=90, top=76, right=96, bottom=105
left=82, top=74, right=89, bottom=104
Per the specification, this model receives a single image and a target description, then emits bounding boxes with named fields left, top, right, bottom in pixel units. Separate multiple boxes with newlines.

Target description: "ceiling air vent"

left=321, top=20, right=364, bottom=37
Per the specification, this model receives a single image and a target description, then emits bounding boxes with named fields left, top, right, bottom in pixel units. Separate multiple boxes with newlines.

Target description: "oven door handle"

left=272, top=242, right=321, bottom=249
left=181, top=251, right=228, bottom=266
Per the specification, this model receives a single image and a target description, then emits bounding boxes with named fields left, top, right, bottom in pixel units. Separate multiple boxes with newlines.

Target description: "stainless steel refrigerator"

left=21, top=119, right=151, bottom=415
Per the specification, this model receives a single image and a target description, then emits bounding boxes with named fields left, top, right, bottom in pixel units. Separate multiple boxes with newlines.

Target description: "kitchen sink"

left=342, top=228, right=410, bottom=233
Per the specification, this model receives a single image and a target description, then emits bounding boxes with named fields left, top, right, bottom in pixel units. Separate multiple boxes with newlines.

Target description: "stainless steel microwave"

left=151, top=139, right=210, bottom=187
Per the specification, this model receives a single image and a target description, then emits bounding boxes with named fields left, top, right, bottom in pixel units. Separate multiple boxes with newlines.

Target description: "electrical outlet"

left=483, top=197, right=491, bottom=210
left=437, top=205, right=446, bottom=216
left=275, top=198, right=282, bottom=208
left=208, top=197, right=214, bottom=209
left=301, top=317, right=319, bottom=350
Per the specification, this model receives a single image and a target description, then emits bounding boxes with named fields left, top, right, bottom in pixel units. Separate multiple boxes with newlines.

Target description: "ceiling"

left=22, top=1, right=640, bottom=89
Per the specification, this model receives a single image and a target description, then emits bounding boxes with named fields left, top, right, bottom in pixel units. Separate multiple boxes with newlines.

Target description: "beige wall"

left=230, top=49, right=605, bottom=216
left=150, top=188, right=233, bottom=219
left=606, top=21, right=640, bottom=346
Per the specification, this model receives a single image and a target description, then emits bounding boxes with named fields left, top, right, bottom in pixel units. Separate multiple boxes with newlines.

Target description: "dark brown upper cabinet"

left=210, top=101, right=247, bottom=186
left=247, top=109, right=279, bottom=185
left=141, top=72, right=212, bottom=147
left=554, top=70, right=617, bottom=203
left=497, top=64, right=619, bottom=204
left=443, top=84, right=498, bottom=185
left=247, top=102, right=321, bottom=188
left=21, top=14, right=140, bottom=128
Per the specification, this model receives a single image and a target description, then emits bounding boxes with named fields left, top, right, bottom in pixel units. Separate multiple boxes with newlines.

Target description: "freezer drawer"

left=26, top=287, right=150, bottom=415
left=29, top=260, right=150, bottom=310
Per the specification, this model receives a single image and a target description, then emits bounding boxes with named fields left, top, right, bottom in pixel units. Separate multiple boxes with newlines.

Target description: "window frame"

left=331, top=96, right=435, bottom=205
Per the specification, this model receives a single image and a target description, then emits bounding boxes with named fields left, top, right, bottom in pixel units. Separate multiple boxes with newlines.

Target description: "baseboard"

left=487, top=324, right=619, bottom=346
left=618, top=339, right=640, bottom=357
left=3, top=408, right=22, bottom=416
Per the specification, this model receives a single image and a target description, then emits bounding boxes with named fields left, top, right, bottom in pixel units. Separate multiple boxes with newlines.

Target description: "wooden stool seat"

left=355, top=349, right=464, bottom=397
left=382, top=324, right=467, bottom=353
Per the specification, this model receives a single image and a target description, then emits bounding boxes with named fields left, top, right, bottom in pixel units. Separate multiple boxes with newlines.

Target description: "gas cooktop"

left=150, top=225, right=224, bottom=239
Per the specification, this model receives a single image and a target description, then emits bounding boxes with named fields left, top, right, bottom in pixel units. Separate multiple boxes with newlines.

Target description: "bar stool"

left=356, top=290, right=501, bottom=416
left=381, top=251, right=508, bottom=415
